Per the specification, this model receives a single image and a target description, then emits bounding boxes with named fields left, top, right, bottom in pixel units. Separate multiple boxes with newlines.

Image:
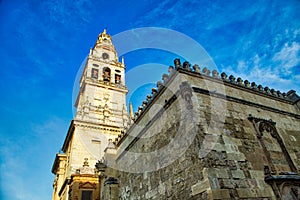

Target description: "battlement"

left=113, top=58, right=300, bottom=146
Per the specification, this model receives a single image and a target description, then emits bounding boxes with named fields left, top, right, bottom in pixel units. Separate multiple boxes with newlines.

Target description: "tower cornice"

left=61, top=119, right=125, bottom=153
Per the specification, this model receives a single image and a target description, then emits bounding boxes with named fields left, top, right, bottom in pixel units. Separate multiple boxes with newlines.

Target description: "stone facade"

left=115, top=62, right=300, bottom=199
left=52, top=30, right=300, bottom=200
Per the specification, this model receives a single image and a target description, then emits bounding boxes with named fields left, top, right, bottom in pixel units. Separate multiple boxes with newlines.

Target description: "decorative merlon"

left=113, top=58, right=299, bottom=146
left=132, top=58, right=299, bottom=121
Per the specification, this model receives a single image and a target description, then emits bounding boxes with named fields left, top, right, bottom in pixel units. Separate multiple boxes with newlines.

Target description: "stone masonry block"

left=204, top=168, right=229, bottom=179
left=211, top=189, right=231, bottom=199
left=225, top=144, right=239, bottom=153
left=256, top=179, right=271, bottom=189
left=235, top=179, right=248, bottom=188
left=255, top=188, right=275, bottom=197
left=216, top=169, right=230, bottom=179
left=209, top=178, right=219, bottom=189
left=243, top=127, right=254, bottom=134
left=203, top=142, right=225, bottom=151
left=191, top=178, right=210, bottom=196
left=145, top=188, right=158, bottom=199
left=249, top=170, right=264, bottom=180
left=227, top=153, right=246, bottom=161
left=231, top=170, right=245, bottom=179
left=222, top=135, right=242, bottom=146
left=219, top=178, right=236, bottom=189
left=236, top=188, right=257, bottom=198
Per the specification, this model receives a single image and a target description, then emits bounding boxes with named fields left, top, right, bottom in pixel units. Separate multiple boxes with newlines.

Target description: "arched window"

left=103, top=67, right=111, bottom=82
left=248, top=115, right=299, bottom=199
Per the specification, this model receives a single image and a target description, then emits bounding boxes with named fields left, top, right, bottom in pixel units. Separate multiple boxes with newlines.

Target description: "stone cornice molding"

left=61, top=120, right=123, bottom=152
left=192, top=87, right=300, bottom=119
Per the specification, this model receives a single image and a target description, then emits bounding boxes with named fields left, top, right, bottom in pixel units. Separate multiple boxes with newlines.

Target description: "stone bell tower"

left=51, top=30, right=128, bottom=200
left=75, top=29, right=128, bottom=127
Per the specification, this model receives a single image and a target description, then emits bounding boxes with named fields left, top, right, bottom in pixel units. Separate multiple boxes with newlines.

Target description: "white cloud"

left=0, top=117, right=68, bottom=200
left=222, top=53, right=299, bottom=93
left=272, top=42, right=300, bottom=74
left=236, top=60, right=248, bottom=72
left=0, top=142, right=37, bottom=200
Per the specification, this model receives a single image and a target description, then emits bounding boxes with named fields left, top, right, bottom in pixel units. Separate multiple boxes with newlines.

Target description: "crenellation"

left=174, top=58, right=181, bottom=69
left=129, top=58, right=299, bottom=130
left=141, top=100, right=147, bottom=108
left=270, top=88, right=276, bottom=96
left=168, top=65, right=175, bottom=75
left=202, top=67, right=211, bottom=76
left=156, top=81, right=163, bottom=90
left=264, top=86, right=271, bottom=94
left=221, top=72, right=228, bottom=80
left=193, top=64, right=201, bottom=73
left=237, top=77, right=243, bottom=85
left=257, top=84, right=263, bottom=92
left=146, top=94, right=152, bottom=102
left=151, top=88, right=158, bottom=96
left=251, top=81, right=257, bottom=90
left=162, top=73, right=169, bottom=84
left=212, top=70, right=219, bottom=78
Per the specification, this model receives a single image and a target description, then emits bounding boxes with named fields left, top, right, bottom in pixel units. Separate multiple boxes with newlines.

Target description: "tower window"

left=103, top=67, right=111, bottom=82
left=115, top=74, right=121, bottom=84
left=102, top=53, right=109, bottom=60
left=91, top=68, right=98, bottom=79
left=81, top=190, right=92, bottom=200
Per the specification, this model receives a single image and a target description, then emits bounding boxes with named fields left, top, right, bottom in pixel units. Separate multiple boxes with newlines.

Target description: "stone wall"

left=116, top=64, right=300, bottom=199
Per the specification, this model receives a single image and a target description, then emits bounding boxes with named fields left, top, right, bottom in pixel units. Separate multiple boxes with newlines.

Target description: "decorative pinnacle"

left=129, top=102, right=134, bottom=119
left=96, top=28, right=112, bottom=45
left=122, top=56, right=125, bottom=65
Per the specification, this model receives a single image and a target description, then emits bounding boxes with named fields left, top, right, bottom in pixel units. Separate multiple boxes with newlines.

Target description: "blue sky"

left=0, top=0, right=299, bottom=199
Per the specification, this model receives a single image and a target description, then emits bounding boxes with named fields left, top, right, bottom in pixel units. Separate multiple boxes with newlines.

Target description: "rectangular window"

left=81, top=190, right=92, bottom=200
left=91, top=68, right=98, bottom=79
left=115, top=74, right=121, bottom=84
left=92, top=140, right=101, bottom=156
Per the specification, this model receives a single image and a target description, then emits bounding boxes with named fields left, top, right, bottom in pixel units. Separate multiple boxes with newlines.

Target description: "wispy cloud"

left=272, top=42, right=300, bottom=75
left=131, top=0, right=300, bottom=94
left=0, top=146, right=36, bottom=200
left=222, top=52, right=299, bottom=93
left=0, top=116, right=68, bottom=200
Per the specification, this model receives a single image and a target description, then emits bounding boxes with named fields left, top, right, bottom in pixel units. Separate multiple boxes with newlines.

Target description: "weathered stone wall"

left=116, top=69, right=300, bottom=199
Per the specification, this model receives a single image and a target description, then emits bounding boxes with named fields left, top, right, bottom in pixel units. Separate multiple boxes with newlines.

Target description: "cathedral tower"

left=51, top=30, right=128, bottom=200
left=75, top=29, right=128, bottom=127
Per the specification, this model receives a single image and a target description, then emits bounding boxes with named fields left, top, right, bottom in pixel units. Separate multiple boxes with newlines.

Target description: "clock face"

left=102, top=53, right=109, bottom=60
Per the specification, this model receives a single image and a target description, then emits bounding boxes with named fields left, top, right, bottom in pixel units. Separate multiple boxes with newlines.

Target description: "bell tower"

left=51, top=30, right=128, bottom=200
left=75, top=29, right=128, bottom=127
